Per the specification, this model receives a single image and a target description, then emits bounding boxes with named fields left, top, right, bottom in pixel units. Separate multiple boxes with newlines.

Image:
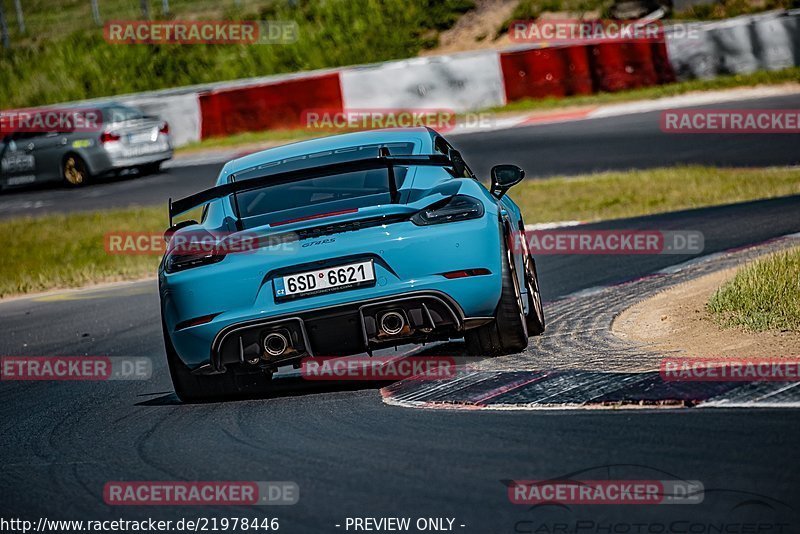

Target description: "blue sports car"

left=160, top=127, right=545, bottom=401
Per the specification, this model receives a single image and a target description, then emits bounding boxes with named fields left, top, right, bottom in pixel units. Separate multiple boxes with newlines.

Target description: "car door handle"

left=26, top=143, right=34, bottom=151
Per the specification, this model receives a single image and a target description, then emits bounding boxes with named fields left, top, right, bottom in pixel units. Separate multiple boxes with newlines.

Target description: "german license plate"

left=128, top=129, right=157, bottom=144
left=123, top=142, right=166, bottom=157
left=274, top=260, right=375, bottom=299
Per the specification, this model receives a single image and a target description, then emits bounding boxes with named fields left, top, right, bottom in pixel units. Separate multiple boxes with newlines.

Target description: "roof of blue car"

left=218, top=127, right=437, bottom=182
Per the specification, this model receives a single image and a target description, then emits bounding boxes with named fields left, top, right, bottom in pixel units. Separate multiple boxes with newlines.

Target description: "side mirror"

left=490, top=164, right=525, bottom=199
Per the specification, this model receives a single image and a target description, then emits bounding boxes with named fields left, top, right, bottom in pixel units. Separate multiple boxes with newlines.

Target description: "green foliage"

left=0, top=0, right=474, bottom=108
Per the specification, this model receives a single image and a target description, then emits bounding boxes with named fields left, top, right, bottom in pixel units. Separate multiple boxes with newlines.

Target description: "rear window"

left=234, top=142, right=415, bottom=227
left=103, top=105, right=144, bottom=123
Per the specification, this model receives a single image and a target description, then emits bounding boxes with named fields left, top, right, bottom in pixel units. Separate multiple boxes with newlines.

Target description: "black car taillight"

left=164, top=230, right=226, bottom=273
left=411, top=195, right=485, bottom=226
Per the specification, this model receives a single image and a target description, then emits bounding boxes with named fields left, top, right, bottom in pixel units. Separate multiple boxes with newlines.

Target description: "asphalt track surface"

left=2, top=98, right=800, bottom=530
left=0, top=93, right=798, bottom=219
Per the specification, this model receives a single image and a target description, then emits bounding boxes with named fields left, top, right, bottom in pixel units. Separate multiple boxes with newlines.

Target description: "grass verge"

left=708, top=248, right=800, bottom=332
left=511, top=165, right=800, bottom=223
left=2, top=165, right=799, bottom=298
left=2, top=208, right=165, bottom=298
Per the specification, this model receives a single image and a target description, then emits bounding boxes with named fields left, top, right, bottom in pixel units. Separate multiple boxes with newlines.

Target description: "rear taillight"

left=159, top=122, right=169, bottom=135
left=100, top=131, right=120, bottom=144
left=165, top=248, right=225, bottom=273
left=164, top=229, right=226, bottom=273
left=176, top=313, right=220, bottom=331
left=411, top=195, right=485, bottom=226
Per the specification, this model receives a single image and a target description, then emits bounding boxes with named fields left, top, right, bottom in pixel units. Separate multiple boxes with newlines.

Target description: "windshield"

left=234, top=142, right=414, bottom=227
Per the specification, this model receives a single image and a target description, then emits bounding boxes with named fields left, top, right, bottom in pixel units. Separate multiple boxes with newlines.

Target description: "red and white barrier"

left=8, top=12, right=795, bottom=148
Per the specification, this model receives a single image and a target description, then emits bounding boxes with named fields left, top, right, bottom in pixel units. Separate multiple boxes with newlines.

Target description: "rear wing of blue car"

left=168, top=152, right=457, bottom=227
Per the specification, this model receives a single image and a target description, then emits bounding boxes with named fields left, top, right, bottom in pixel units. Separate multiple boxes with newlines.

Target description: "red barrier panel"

left=500, top=45, right=593, bottom=102
left=562, top=45, right=594, bottom=95
left=590, top=41, right=659, bottom=92
left=650, top=41, right=677, bottom=85
left=199, top=73, right=343, bottom=139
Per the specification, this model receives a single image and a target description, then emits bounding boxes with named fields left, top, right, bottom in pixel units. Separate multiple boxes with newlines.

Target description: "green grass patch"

left=1, top=207, right=164, bottom=298
left=0, top=0, right=474, bottom=109
left=2, top=165, right=799, bottom=298
left=177, top=127, right=330, bottom=154
left=511, top=165, right=800, bottom=223
left=708, top=248, right=800, bottom=332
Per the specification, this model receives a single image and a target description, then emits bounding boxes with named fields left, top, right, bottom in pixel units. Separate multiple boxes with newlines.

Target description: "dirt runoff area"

left=612, top=262, right=800, bottom=359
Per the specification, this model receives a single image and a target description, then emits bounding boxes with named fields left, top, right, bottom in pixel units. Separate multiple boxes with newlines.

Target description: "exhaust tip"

left=263, top=332, right=289, bottom=357
left=380, top=311, right=405, bottom=336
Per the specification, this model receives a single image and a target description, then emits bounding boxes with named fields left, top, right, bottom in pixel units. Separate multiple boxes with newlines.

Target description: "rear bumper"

left=205, top=290, right=492, bottom=373
left=106, top=147, right=173, bottom=169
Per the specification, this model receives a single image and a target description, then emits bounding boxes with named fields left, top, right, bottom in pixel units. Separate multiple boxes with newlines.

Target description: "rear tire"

left=162, top=319, right=266, bottom=403
left=465, top=234, right=529, bottom=356
left=139, top=161, right=162, bottom=175
left=524, top=256, right=546, bottom=336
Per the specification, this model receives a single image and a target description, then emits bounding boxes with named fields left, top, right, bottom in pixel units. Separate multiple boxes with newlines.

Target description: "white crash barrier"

left=751, top=14, right=799, bottom=71
left=667, top=11, right=800, bottom=80
left=340, top=50, right=507, bottom=112
left=122, top=93, right=202, bottom=147
left=666, top=23, right=720, bottom=79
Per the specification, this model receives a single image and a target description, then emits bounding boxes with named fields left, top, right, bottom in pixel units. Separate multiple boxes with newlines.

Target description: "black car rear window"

left=103, top=106, right=144, bottom=123
left=234, top=142, right=415, bottom=227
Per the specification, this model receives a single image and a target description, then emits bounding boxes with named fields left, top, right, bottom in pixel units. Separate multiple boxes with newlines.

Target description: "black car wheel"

left=138, top=161, right=162, bottom=176
left=63, top=154, right=91, bottom=186
left=162, top=319, right=269, bottom=402
left=465, top=230, right=529, bottom=356
left=524, top=255, right=546, bottom=336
